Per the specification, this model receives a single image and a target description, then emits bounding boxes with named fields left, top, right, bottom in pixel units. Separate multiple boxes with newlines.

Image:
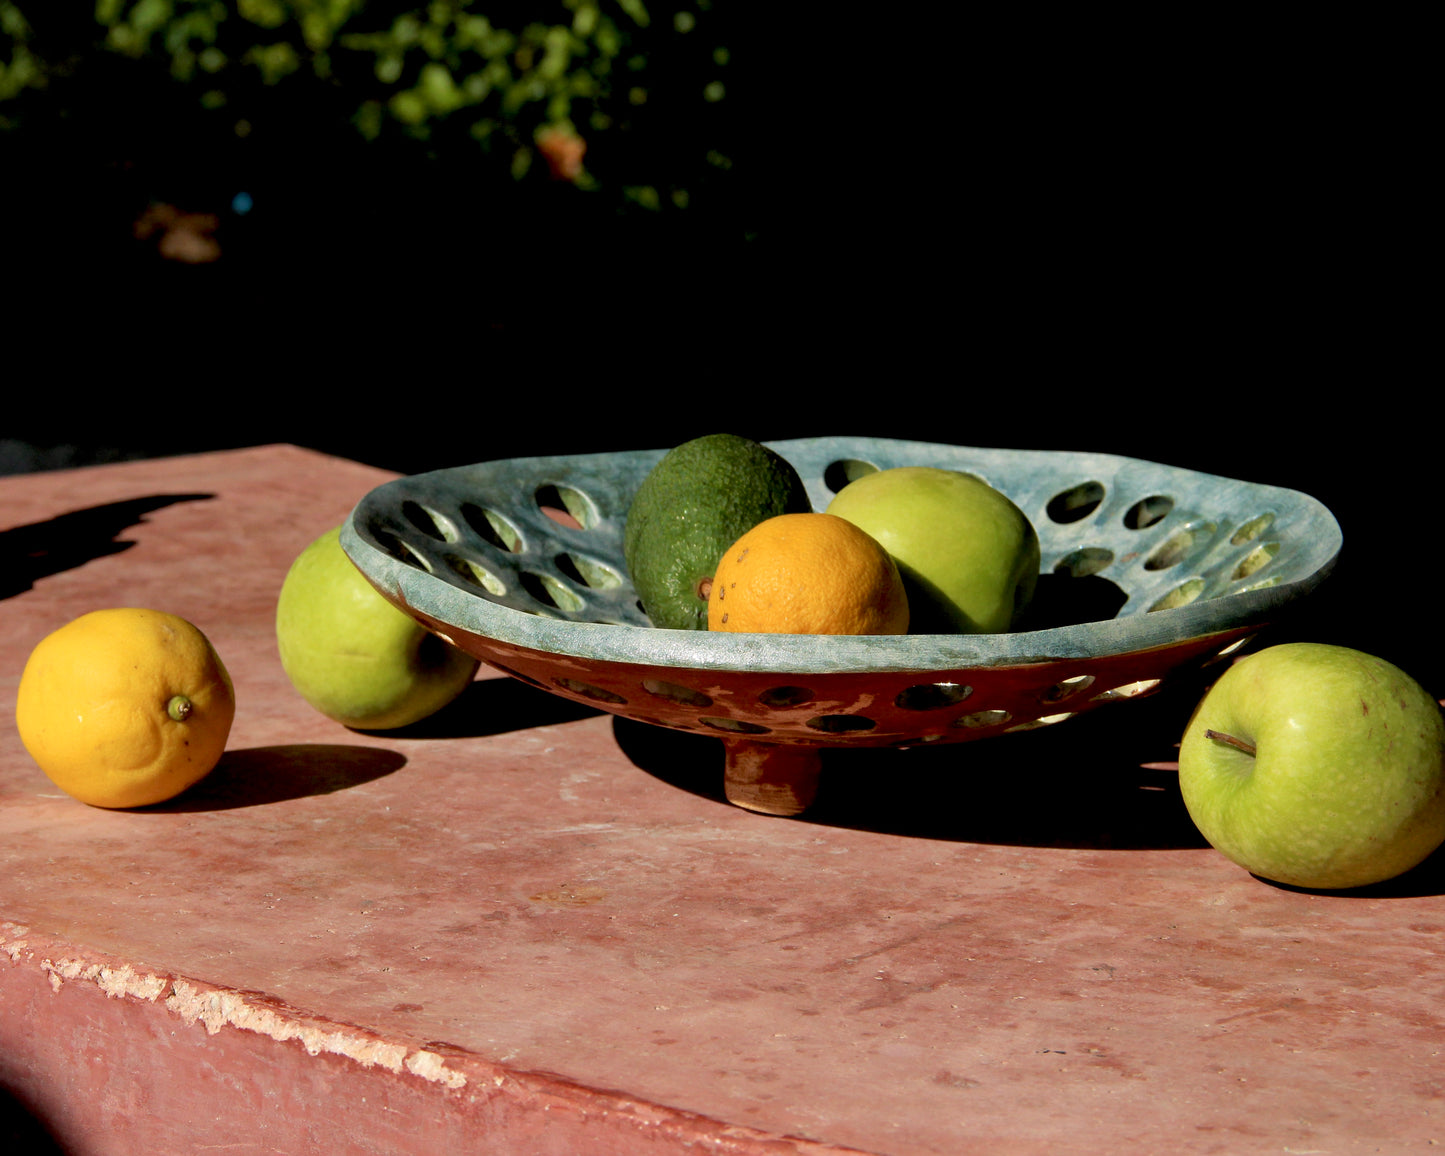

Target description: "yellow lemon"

left=15, top=608, right=235, bottom=808
left=707, top=513, right=909, bottom=635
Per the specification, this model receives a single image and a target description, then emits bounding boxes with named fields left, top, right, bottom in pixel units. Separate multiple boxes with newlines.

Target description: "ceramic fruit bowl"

left=340, top=437, right=1342, bottom=816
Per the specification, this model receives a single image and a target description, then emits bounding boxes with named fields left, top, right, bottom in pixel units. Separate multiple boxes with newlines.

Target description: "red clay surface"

left=2, top=445, right=1442, bottom=1155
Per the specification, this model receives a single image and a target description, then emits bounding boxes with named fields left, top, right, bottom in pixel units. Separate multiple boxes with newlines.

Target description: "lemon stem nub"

left=167, top=695, right=194, bottom=721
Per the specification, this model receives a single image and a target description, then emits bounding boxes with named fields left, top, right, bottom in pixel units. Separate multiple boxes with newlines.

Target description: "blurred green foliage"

left=0, top=0, right=741, bottom=221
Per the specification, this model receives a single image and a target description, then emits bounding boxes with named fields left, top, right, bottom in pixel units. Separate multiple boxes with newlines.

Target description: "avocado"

left=625, top=434, right=812, bottom=629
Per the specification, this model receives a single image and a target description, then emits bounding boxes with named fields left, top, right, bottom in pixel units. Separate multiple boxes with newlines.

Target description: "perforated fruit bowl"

left=340, top=437, right=1341, bottom=815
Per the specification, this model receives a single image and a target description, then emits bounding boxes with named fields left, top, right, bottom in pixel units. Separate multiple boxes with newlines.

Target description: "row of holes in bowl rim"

left=383, top=469, right=1283, bottom=616
left=484, top=636, right=1253, bottom=740
left=374, top=488, right=625, bottom=615
left=1055, top=529, right=1283, bottom=613
left=1046, top=481, right=1282, bottom=610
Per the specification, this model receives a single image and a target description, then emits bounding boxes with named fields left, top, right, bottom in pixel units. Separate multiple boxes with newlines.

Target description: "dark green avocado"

left=624, top=434, right=812, bottom=629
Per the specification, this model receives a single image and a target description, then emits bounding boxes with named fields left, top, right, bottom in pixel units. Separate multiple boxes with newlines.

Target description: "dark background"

left=3, top=13, right=1430, bottom=684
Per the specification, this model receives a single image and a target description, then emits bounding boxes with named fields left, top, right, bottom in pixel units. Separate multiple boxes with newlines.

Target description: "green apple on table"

left=826, top=466, right=1040, bottom=633
left=1178, top=643, right=1445, bottom=890
left=276, top=527, right=480, bottom=730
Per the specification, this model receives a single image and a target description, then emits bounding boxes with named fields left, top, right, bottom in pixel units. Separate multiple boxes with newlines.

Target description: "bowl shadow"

left=613, top=675, right=1215, bottom=850
left=354, top=674, right=605, bottom=740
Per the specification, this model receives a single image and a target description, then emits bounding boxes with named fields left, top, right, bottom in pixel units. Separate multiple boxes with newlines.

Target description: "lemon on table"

left=15, top=608, right=235, bottom=809
left=707, top=513, right=909, bottom=635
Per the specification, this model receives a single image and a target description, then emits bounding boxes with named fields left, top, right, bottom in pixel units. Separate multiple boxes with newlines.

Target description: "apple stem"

left=1205, top=728, right=1256, bottom=758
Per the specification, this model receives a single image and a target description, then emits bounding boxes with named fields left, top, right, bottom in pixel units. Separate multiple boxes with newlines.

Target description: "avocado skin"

left=625, top=434, right=812, bottom=629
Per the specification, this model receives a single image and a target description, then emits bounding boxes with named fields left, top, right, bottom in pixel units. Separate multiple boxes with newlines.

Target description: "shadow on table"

left=0, top=1085, right=64, bottom=1156
left=0, top=493, right=215, bottom=600
left=613, top=683, right=1214, bottom=851
left=152, top=744, right=406, bottom=811
left=614, top=696, right=1445, bottom=897
left=358, top=675, right=606, bottom=740
left=1258, top=847, right=1445, bottom=900
left=144, top=679, right=602, bottom=811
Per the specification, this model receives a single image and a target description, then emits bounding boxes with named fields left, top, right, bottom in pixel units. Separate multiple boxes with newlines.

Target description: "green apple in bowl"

left=825, top=466, right=1040, bottom=633
left=276, top=527, right=480, bottom=730
left=1178, top=642, right=1445, bottom=890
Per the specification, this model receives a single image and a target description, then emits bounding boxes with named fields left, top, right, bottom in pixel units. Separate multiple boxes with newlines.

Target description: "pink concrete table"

left=2, top=445, right=1442, bottom=1155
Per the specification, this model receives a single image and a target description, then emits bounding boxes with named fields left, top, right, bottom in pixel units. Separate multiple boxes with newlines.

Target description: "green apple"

left=825, top=466, right=1040, bottom=633
left=276, top=527, right=480, bottom=729
left=1178, top=643, right=1445, bottom=890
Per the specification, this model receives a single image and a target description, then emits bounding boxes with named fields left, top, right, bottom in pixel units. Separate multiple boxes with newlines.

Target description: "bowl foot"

left=722, top=740, right=822, bottom=816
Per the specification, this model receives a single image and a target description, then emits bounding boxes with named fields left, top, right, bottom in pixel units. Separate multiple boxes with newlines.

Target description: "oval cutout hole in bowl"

left=1125, top=495, right=1174, bottom=530
left=1047, top=481, right=1105, bottom=524
left=462, top=504, right=523, bottom=553
left=536, top=483, right=595, bottom=530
